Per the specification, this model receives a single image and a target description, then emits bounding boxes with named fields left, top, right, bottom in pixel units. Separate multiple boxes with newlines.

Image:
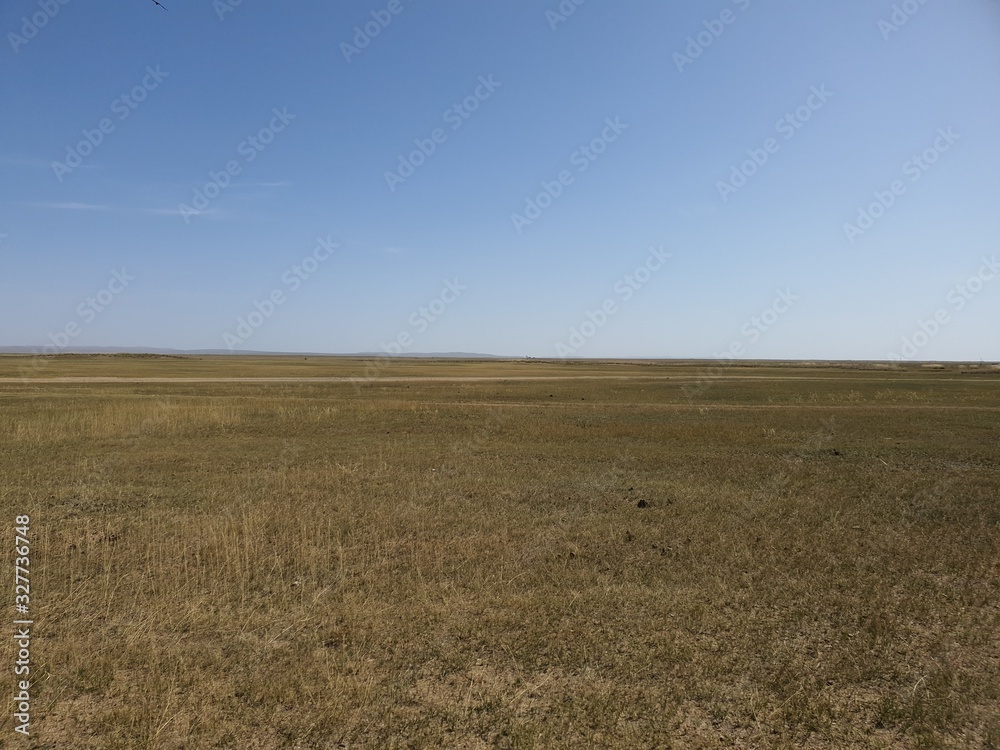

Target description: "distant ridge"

left=0, top=346, right=507, bottom=358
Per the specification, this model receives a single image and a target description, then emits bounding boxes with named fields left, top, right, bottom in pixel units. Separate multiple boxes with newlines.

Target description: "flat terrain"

left=0, top=355, right=998, bottom=748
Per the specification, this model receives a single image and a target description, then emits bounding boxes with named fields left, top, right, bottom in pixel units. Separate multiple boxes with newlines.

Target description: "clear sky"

left=2, top=0, right=998, bottom=360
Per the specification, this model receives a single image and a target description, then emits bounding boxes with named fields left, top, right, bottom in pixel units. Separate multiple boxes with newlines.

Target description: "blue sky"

left=1, top=0, right=998, bottom=359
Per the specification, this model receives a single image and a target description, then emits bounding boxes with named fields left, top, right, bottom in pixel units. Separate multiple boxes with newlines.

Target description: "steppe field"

left=0, top=354, right=997, bottom=749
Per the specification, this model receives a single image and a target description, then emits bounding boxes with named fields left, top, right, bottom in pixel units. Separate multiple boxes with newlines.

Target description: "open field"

left=1, top=356, right=998, bottom=748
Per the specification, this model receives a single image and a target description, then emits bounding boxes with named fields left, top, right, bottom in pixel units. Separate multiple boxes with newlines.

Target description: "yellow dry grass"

left=0, top=355, right=997, bottom=748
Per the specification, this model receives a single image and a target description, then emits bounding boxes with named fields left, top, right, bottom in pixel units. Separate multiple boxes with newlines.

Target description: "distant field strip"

left=2, top=375, right=998, bottom=384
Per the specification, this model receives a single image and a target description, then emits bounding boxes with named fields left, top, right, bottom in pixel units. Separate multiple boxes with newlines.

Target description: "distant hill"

left=0, top=346, right=507, bottom=358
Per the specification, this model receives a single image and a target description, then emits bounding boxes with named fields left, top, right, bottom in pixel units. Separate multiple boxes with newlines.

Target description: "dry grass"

left=0, top=356, right=998, bottom=748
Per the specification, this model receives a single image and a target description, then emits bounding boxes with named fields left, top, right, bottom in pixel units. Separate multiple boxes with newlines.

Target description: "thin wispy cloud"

left=1, top=155, right=103, bottom=170
left=232, top=181, right=292, bottom=188
left=0, top=156, right=53, bottom=169
left=17, top=201, right=112, bottom=211
left=11, top=201, right=235, bottom=219
left=141, top=206, right=234, bottom=219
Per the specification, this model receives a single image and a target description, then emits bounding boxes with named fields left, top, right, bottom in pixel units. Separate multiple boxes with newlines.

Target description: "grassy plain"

left=0, top=355, right=997, bottom=748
